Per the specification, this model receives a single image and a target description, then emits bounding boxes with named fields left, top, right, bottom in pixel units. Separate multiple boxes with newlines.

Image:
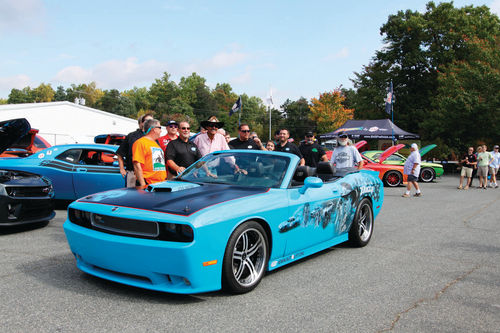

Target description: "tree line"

left=2, top=2, right=498, bottom=158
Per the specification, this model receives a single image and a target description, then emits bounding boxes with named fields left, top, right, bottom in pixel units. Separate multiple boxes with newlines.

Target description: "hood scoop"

left=147, top=181, right=201, bottom=193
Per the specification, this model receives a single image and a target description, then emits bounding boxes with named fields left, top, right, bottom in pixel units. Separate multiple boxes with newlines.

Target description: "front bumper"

left=0, top=196, right=55, bottom=226
left=64, top=221, right=222, bottom=294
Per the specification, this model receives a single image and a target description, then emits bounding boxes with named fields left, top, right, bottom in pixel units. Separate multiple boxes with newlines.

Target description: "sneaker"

left=457, top=185, right=463, bottom=189
left=464, top=186, right=469, bottom=190
left=483, top=186, right=487, bottom=190
left=402, top=193, right=410, bottom=198
left=414, top=193, right=422, bottom=197
left=495, top=184, right=498, bottom=188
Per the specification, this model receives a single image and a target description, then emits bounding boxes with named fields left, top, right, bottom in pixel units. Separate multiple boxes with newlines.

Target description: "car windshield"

left=178, top=151, right=291, bottom=188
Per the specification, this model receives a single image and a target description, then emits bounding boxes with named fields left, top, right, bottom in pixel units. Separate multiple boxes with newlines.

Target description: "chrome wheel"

left=232, top=228, right=266, bottom=287
left=223, top=221, right=269, bottom=293
left=349, top=198, right=373, bottom=247
left=357, top=202, right=373, bottom=242
left=420, top=168, right=435, bottom=183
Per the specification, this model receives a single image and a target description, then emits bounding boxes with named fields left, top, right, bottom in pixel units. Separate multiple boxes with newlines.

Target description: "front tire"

left=348, top=198, right=374, bottom=247
left=222, top=221, right=269, bottom=293
left=383, top=170, right=402, bottom=187
left=419, top=167, right=435, bottom=183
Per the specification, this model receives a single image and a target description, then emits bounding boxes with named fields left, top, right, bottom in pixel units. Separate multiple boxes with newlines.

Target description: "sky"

left=1, top=0, right=499, bottom=107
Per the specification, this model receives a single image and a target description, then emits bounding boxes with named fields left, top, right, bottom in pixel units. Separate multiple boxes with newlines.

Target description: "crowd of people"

left=116, top=114, right=500, bottom=195
left=457, top=144, right=499, bottom=190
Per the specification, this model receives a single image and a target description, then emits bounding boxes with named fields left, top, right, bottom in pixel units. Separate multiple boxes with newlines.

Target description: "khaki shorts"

left=477, top=166, right=488, bottom=177
left=461, top=166, right=473, bottom=178
left=489, top=166, right=499, bottom=176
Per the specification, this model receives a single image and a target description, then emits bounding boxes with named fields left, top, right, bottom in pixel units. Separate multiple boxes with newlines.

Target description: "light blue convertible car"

left=64, top=150, right=384, bottom=294
left=0, top=144, right=123, bottom=200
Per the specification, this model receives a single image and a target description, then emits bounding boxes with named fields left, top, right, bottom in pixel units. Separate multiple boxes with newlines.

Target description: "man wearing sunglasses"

left=116, top=113, right=153, bottom=187
left=229, top=123, right=266, bottom=150
left=166, top=121, right=202, bottom=176
left=193, top=116, right=230, bottom=156
left=132, top=119, right=167, bottom=188
left=158, top=120, right=179, bottom=151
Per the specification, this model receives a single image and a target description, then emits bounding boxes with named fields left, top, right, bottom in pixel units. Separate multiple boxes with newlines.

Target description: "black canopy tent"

left=319, top=119, right=419, bottom=140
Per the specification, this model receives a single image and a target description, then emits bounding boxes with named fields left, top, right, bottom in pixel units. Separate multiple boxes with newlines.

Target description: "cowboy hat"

left=200, top=116, right=224, bottom=129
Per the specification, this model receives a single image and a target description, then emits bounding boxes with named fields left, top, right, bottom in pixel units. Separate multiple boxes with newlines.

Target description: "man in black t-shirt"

left=228, top=123, right=265, bottom=150
left=274, top=128, right=305, bottom=166
left=458, top=146, right=477, bottom=190
left=166, top=121, right=202, bottom=176
left=299, top=131, right=328, bottom=168
left=116, top=113, right=153, bottom=187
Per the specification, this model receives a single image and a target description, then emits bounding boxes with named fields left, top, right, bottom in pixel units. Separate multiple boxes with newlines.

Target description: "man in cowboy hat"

left=193, top=116, right=230, bottom=156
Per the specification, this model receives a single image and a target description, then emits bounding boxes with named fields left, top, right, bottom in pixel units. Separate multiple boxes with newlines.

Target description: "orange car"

left=0, top=129, right=51, bottom=158
left=326, top=141, right=407, bottom=187
left=355, top=141, right=407, bottom=187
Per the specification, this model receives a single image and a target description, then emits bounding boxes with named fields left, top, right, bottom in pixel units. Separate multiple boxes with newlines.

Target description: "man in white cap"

left=402, top=143, right=422, bottom=197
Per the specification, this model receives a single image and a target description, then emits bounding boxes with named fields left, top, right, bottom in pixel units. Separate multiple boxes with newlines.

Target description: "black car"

left=0, top=118, right=55, bottom=227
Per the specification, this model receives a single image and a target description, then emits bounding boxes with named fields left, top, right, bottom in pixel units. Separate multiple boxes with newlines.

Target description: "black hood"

left=0, top=118, right=31, bottom=154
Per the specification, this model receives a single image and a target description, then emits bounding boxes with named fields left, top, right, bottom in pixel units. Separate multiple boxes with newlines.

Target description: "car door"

left=72, top=148, right=124, bottom=199
left=282, top=181, right=344, bottom=256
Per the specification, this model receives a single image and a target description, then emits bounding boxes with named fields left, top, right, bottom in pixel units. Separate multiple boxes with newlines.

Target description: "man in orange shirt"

left=132, top=119, right=167, bottom=188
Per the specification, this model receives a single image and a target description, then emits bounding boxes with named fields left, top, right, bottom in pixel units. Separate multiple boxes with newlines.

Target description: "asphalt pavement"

left=1, top=175, right=499, bottom=333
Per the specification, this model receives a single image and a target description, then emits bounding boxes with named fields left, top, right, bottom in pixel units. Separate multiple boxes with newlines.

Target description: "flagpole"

left=238, top=96, right=241, bottom=127
left=268, top=105, right=271, bottom=140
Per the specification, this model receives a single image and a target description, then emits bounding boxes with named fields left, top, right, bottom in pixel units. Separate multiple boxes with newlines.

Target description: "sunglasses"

left=168, top=124, right=178, bottom=128
left=180, top=127, right=190, bottom=130
left=240, top=130, right=250, bottom=133
left=207, top=124, right=219, bottom=128
left=306, top=135, right=313, bottom=137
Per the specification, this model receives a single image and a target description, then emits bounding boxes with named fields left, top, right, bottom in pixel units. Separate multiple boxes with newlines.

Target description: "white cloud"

left=185, top=50, right=249, bottom=74
left=0, top=0, right=46, bottom=35
left=53, top=58, right=170, bottom=89
left=0, top=74, right=32, bottom=92
left=323, top=47, right=350, bottom=62
left=491, top=0, right=500, bottom=15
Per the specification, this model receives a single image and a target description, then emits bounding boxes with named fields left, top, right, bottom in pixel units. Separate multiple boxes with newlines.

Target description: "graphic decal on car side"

left=278, top=174, right=381, bottom=234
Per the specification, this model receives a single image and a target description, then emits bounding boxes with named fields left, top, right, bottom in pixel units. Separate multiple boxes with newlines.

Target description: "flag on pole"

left=384, top=81, right=394, bottom=115
left=266, top=88, right=274, bottom=108
left=229, top=96, right=242, bottom=116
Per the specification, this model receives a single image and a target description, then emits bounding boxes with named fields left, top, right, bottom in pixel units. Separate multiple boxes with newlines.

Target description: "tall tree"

left=281, top=97, right=315, bottom=140
left=310, top=90, right=354, bottom=133
left=54, top=86, right=67, bottom=101
left=351, top=1, right=500, bottom=152
left=32, top=83, right=55, bottom=102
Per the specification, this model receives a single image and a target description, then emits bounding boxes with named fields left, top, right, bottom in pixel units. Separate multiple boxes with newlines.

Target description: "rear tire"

left=222, top=221, right=268, bottom=293
left=383, top=170, right=402, bottom=187
left=419, top=167, right=435, bottom=183
left=348, top=198, right=374, bottom=247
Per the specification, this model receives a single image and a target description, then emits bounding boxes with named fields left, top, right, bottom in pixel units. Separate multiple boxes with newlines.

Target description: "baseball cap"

left=494, top=145, right=499, bottom=149
left=337, top=131, right=348, bottom=138
left=305, top=131, right=314, bottom=137
left=411, top=143, right=418, bottom=150
left=166, top=120, right=178, bottom=126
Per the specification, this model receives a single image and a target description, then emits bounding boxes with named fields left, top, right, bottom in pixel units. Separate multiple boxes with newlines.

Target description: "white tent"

left=0, top=101, right=139, bottom=145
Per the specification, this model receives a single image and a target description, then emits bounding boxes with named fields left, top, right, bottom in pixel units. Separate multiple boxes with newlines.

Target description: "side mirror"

left=299, top=176, right=323, bottom=194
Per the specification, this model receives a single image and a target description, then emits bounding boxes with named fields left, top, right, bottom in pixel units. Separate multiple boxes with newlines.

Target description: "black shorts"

left=407, top=174, right=418, bottom=182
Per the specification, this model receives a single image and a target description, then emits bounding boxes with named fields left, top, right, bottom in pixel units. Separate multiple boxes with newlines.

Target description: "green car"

left=362, top=144, right=444, bottom=183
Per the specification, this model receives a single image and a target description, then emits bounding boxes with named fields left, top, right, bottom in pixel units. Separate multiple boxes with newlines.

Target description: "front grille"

left=68, top=208, right=194, bottom=242
left=6, top=186, right=52, bottom=198
left=91, top=214, right=159, bottom=238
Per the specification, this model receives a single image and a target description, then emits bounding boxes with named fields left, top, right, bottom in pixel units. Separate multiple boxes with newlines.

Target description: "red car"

left=0, top=129, right=51, bottom=158
left=355, top=141, right=407, bottom=187
left=326, top=141, right=407, bottom=187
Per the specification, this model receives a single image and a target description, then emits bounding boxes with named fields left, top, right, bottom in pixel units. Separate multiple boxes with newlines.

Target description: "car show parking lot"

left=1, top=175, right=499, bottom=332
